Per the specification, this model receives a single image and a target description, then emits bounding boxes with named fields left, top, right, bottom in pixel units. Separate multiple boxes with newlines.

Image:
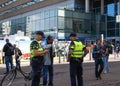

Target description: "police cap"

left=36, top=31, right=45, bottom=37
left=69, top=32, right=77, bottom=37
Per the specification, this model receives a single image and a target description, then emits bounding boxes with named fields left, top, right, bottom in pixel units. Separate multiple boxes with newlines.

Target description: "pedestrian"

left=92, top=39, right=104, bottom=80
left=42, top=35, right=55, bottom=86
left=30, top=31, right=48, bottom=86
left=102, top=40, right=110, bottom=73
left=115, top=44, right=120, bottom=57
left=13, top=44, right=22, bottom=68
left=67, top=32, right=86, bottom=86
left=3, top=39, right=14, bottom=74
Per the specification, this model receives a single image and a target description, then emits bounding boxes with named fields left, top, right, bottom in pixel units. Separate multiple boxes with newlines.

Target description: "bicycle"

left=0, top=59, right=32, bottom=86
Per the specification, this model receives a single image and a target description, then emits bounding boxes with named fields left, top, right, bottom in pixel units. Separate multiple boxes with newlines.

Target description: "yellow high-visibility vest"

left=71, top=41, right=84, bottom=58
left=30, top=40, right=43, bottom=58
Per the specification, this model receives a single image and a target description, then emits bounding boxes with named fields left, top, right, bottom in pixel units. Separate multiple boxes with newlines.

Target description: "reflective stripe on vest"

left=71, top=41, right=84, bottom=58
left=30, top=40, right=43, bottom=58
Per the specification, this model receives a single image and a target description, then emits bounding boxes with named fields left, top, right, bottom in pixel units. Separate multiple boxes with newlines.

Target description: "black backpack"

left=108, top=44, right=113, bottom=54
left=7, top=44, right=14, bottom=55
left=18, top=49, right=22, bottom=56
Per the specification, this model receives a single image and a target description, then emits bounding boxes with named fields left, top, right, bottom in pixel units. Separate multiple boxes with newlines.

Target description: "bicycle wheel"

left=18, top=69, right=32, bottom=86
left=0, top=70, right=16, bottom=86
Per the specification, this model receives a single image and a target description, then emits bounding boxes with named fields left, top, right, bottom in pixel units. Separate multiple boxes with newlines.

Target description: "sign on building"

left=116, top=15, right=120, bottom=23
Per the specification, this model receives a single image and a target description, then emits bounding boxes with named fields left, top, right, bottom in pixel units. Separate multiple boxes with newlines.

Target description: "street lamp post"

left=118, top=0, right=120, bottom=42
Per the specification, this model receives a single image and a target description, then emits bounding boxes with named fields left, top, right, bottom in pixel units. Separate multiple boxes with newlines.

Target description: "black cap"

left=36, top=31, right=45, bottom=37
left=47, top=35, right=53, bottom=40
left=69, top=32, right=77, bottom=37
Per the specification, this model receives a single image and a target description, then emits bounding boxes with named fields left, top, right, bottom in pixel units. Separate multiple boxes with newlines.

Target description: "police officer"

left=30, top=31, right=48, bottom=86
left=67, top=32, right=86, bottom=86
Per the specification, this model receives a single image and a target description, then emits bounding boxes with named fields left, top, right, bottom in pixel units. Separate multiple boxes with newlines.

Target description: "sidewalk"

left=0, top=53, right=119, bottom=65
left=53, top=53, right=120, bottom=64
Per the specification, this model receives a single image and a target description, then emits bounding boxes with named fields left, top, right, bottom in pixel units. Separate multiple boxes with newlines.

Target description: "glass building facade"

left=92, top=0, right=120, bottom=40
left=0, top=0, right=120, bottom=41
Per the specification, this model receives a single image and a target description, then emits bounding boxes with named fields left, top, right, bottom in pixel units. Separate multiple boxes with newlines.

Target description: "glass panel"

left=35, top=20, right=40, bottom=31
left=107, top=21, right=115, bottom=29
left=65, top=18, right=72, bottom=29
left=83, top=20, right=91, bottom=34
left=58, top=10, right=65, bottom=17
left=44, top=11, right=50, bottom=18
left=91, top=21, right=96, bottom=35
left=2, top=21, right=11, bottom=35
left=65, top=11, right=73, bottom=17
left=58, top=17, right=65, bottom=29
left=116, top=29, right=119, bottom=36
left=73, top=20, right=83, bottom=33
left=73, top=12, right=79, bottom=18
left=107, top=3, right=115, bottom=16
left=54, top=9, right=58, bottom=17
left=0, top=23, right=2, bottom=34
left=44, top=18, right=50, bottom=30
left=40, top=12, right=44, bottom=19
left=50, top=17, right=55, bottom=30
left=108, top=29, right=115, bottom=37
left=31, top=21, right=36, bottom=31
left=50, top=10, right=55, bottom=17
left=67, top=4, right=74, bottom=10
left=32, top=14, right=40, bottom=20
left=40, top=19, right=44, bottom=30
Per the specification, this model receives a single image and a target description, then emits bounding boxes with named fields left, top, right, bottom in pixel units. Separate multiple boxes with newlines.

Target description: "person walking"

left=13, top=44, right=22, bottom=68
left=92, top=39, right=104, bottom=80
left=115, top=44, right=120, bottom=57
left=30, top=31, right=48, bottom=86
left=102, top=40, right=110, bottom=73
left=42, top=35, right=55, bottom=86
left=3, top=39, right=14, bottom=74
left=67, top=32, right=86, bottom=86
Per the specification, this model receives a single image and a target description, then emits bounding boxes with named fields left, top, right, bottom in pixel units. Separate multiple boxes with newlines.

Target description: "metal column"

left=101, top=0, right=104, bottom=15
left=85, top=0, right=89, bottom=13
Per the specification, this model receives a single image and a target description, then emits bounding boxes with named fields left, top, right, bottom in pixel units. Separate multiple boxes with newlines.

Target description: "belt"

left=70, top=58, right=83, bottom=62
left=32, top=56, right=43, bottom=60
left=71, top=58, right=82, bottom=60
left=33, top=56, right=43, bottom=58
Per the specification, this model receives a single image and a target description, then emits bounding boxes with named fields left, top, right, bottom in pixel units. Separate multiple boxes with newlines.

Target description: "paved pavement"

left=0, top=54, right=120, bottom=86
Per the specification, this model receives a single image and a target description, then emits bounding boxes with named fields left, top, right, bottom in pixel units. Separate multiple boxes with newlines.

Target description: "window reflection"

left=107, top=3, right=114, bottom=16
left=1, top=6, right=116, bottom=38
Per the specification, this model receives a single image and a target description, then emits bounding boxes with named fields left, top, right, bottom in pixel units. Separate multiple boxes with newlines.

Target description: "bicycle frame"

left=0, top=62, right=32, bottom=86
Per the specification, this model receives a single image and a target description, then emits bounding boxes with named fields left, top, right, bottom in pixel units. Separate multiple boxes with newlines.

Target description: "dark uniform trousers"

left=70, top=58, right=83, bottom=86
left=31, top=57, right=43, bottom=86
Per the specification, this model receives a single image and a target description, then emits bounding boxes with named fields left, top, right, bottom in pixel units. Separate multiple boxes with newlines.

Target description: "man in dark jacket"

left=3, top=39, right=14, bottom=74
left=92, top=39, right=104, bottom=80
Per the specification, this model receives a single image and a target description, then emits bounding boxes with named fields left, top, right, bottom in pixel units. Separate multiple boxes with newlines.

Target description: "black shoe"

left=4, top=72, right=9, bottom=74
